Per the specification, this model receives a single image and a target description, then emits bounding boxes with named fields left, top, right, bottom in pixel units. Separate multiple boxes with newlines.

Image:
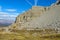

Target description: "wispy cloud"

left=0, top=12, right=8, bottom=15
left=5, top=9, right=17, bottom=12
left=0, top=6, right=19, bottom=22
left=0, top=12, right=16, bottom=24
left=0, top=6, right=2, bottom=11
left=22, top=11, right=25, bottom=13
left=0, top=6, right=20, bottom=24
left=0, top=12, right=19, bottom=20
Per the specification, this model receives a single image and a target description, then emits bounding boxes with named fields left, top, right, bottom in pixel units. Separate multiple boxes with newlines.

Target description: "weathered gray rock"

left=10, top=6, right=47, bottom=30
left=9, top=1, right=60, bottom=31
left=23, top=5, right=60, bottom=30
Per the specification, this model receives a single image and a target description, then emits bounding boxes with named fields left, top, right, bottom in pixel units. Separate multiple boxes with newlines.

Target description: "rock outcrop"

left=9, top=1, right=60, bottom=31
left=9, top=6, right=48, bottom=30
left=23, top=5, right=60, bottom=30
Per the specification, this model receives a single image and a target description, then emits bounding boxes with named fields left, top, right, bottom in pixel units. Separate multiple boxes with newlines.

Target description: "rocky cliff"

left=9, top=6, right=48, bottom=29
left=9, top=1, right=60, bottom=31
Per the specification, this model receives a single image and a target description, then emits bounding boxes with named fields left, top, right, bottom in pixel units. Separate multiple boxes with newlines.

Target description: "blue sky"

left=0, top=0, right=57, bottom=21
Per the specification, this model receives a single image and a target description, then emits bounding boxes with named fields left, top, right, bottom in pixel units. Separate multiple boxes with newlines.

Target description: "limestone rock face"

left=24, top=5, right=60, bottom=30
left=16, top=6, right=46, bottom=23
left=9, top=3, right=60, bottom=30
left=10, top=6, right=47, bottom=29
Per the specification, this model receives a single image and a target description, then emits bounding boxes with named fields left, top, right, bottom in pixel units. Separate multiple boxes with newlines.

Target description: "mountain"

left=0, top=19, right=14, bottom=27
left=23, top=5, right=60, bottom=29
left=9, top=6, right=49, bottom=29
left=9, top=1, right=60, bottom=30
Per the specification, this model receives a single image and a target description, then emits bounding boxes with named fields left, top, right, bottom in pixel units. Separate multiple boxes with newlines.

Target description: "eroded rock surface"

left=9, top=1, right=60, bottom=32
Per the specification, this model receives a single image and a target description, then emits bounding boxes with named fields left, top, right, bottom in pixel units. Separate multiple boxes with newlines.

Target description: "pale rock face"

left=11, top=6, right=47, bottom=29
left=9, top=2, right=60, bottom=30
left=23, top=5, right=60, bottom=29
left=31, top=6, right=45, bottom=16
left=16, top=6, right=46, bottom=23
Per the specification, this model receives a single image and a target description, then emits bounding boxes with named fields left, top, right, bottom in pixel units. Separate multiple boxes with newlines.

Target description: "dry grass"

left=0, top=29, right=60, bottom=40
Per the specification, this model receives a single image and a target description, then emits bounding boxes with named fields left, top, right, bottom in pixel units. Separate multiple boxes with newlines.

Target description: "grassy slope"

left=0, top=30, right=60, bottom=40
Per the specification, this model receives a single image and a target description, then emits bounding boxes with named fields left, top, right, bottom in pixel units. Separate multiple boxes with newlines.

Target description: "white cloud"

left=0, top=12, right=8, bottom=15
left=0, top=12, right=18, bottom=20
left=0, top=6, right=2, bottom=11
left=6, top=9, right=17, bottom=12
left=0, top=6, right=19, bottom=20
left=22, top=11, right=26, bottom=13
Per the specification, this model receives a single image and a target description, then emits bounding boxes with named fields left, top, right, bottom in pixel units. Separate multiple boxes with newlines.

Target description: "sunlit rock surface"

left=10, top=6, right=48, bottom=29
left=0, top=0, right=60, bottom=32
left=24, top=5, right=60, bottom=29
left=9, top=2, right=60, bottom=31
